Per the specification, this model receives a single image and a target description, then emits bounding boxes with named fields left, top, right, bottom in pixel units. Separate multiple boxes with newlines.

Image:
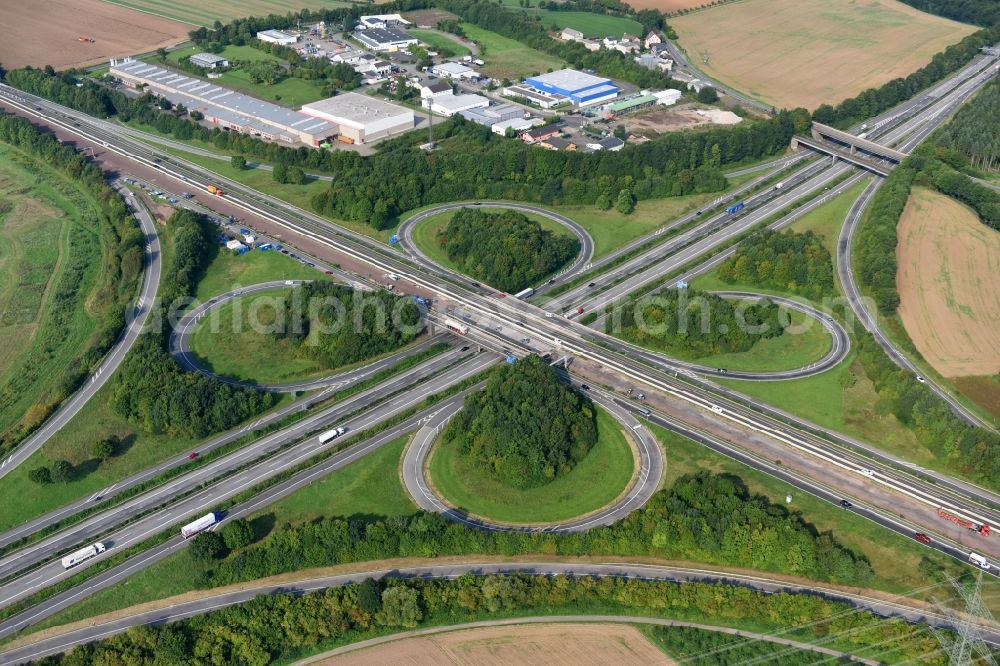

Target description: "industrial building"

left=359, top=14, right=412, bottom=29
left=427, top=92, right=490, bottom=117
left=256, top=29, right=299, bottom=45
left=355, top=26, right=418, bottom=51
left=189, top=53, right=228, bottom=69
left=523, top=69, right=619, bottom=107
left=430, top=61, right=478, bottom=80
left=300, top=92, right=414, bottom=144
left=522, top=123, right=561, bottom=144
left=109, top=58, right=336, bottom=146
left=492, top=117, right=537, bottom=135
left=459, top=103, right=523, bottom=127
left=501, top=84, right=567, bottom=109
left=601, top=93, right=657, bottom=118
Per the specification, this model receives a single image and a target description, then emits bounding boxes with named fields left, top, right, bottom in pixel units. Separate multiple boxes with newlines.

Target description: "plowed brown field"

left=0, top=0, right=190, bottom=70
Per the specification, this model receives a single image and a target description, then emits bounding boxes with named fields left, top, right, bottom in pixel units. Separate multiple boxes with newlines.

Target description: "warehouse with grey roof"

left=300, top=92, right=414, bottom=144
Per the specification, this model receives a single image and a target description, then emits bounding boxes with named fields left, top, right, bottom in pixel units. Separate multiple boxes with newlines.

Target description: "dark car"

left=839, top=499, right=852, bottom=509
left=460, top=346, right=470, bottom=352
left=914, top=532, right=932, bottom=544
left=188, top=452, right=199, bottom=460
left=581, top=384, right=590, bottom=391
left=588, top=282, right=596, bottom=287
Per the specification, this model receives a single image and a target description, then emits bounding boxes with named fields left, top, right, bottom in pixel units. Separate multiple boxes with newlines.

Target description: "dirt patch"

left=318, top=623, right=674, bottom=666
left=626, top=105, right=742, bottom=135
left=404, top=8, right=461, bottom=27
left=0, top=0, right=190, bottom=70
left=897, top=188, right=1000, bottom=378
left=952, top=376, right=1000, bottom=420
left=669, top=0, right=977, bottom=109
left=624, top=0, right=712, bottom=11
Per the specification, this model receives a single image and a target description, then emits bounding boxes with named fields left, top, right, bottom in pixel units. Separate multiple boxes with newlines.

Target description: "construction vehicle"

left=207, top=185, right=224, bottom=196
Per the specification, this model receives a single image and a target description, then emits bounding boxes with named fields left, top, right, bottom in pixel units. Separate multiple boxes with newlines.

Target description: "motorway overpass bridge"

left=790, top=121, right=908, bottom=177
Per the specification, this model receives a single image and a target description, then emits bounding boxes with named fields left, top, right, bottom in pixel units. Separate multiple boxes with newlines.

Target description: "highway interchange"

left=0, top=39, right=998, bottom=661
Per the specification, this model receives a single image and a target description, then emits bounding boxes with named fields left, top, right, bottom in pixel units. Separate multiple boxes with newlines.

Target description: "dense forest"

left=717, top=230, right=834, bottom=301
left=109, top=210, right=275, bottom=437
left=199, top=472, right=874, bottom=587
left=275, top=281, right=422, bottom=368
left=440, top=355, right=597, bottom=487
left=437, top=209, right=579, bottom=292
left=894, top=0, right=1000, bottom=26
left=609, top=288, right=786, bottom=358
left=935, top=80, right=1000, bottom=172
left=0, top=113, right=143, bottom=456
left=40, top=567, right=938, bottom=666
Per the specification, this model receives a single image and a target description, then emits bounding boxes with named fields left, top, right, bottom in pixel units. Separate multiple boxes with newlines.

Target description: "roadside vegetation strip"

left=426, top=406, right=636, bottom=524
left=0, top=343, right=450, bottom=563
left=3, top=563, right=949, bottom=664
left=0, top=366, right=494, bottom=634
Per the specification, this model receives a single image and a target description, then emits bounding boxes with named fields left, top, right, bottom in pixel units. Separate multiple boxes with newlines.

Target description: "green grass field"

left=494, top=0, right=641, bottom=38
left=459, top=23, right=566, bottom=81
left=686, top=309, right=833, bottom=373
left=428, top=407, right=634, bottom=523
left=189, top=287, right=334, bottom=384
left=19, top=434, right=415, bottom=635
left=156, top=45, right=326, bottom=107
left=0, top=145, right=106, bottom=448
left=409, top=208, right=578, bottom=282
left=250, top=435, right=416, bottom=524
left=193, top=246, right=320, bottom=302
left=101, top=0, right=355, bottom=27
left=410, top=30, right=471, bottom=58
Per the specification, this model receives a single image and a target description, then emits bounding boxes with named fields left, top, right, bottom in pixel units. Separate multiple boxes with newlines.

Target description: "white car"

left=545, top=312, right=554, bottom=318
left=916, top=375, right=926, bottom=383
left=860, top=468, right=875, bottom=478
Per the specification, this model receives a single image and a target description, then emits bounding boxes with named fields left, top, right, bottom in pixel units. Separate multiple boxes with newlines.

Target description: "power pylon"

left=931, top=571, right=999, bottom=666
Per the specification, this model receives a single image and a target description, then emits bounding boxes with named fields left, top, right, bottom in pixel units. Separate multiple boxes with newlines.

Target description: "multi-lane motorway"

left=0, top=40, right=998, bottom=656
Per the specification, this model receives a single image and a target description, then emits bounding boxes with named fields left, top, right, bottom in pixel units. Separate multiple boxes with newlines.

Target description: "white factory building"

left=300, top=92, right=414, bottom=144
left=109, top=58, right=336, bottom=146
left=425, top=92, right=489, bottom=117
left=256, top=29, right=299, bottom=45
left=189, top=53, right=228, bottom=69
left=430, top=61, right=478, bottom=80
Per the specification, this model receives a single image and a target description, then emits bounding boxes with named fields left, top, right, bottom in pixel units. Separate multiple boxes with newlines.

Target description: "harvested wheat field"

left=0, top=0, right=190, bottom=70
left=670, top=0, right=977, bottom=109
left=319, top=623, right=675, bottom=665
left=625, top=0, right=711, bottom=11
left=897, top=187, right=1000, bottom=378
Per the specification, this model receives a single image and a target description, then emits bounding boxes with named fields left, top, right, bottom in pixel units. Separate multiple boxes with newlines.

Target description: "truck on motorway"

left=207, top=185, right=224, bottom=196
left=61, top=542, right=106, bottom=569
left=774, top=181, right=785, bottom=190
left=318, top=426, right=346, bottom=444
left=514, top=287, right=534, bottom=299
left=725, top=201, right=745, bottom=215
left=445, top=318, right=469, bottom=335
left=181, top=512, right=219, bottom=538
left=938, top=507, right=990, bottom=535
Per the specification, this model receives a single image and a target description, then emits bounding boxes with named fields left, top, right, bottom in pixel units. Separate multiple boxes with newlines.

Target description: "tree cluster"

left=440, top=355, right=598, bottom=488
left=893, top=0, right=1000, bottom=26
left=276, top=281, right=422, bottom=369
left=934, top=79, right=1000, bottom=172
left=645, top=625, right=842, bottom=665
left=610, top=288, right=786, bottom=358
left=717, top=229, right=834, bottom=301
left=109, top=210, right=275, bottom=437
left=437, top=208, right=579, bottom=292
left=0, top=112, right=144, bottom=456
left=43, top=565, right=939, bottom=666
left=198, top=472, right=873, bottom=588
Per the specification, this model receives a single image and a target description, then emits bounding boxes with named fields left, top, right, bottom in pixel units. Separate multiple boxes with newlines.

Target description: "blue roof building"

left=523, top=69, right=619, bottom=107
